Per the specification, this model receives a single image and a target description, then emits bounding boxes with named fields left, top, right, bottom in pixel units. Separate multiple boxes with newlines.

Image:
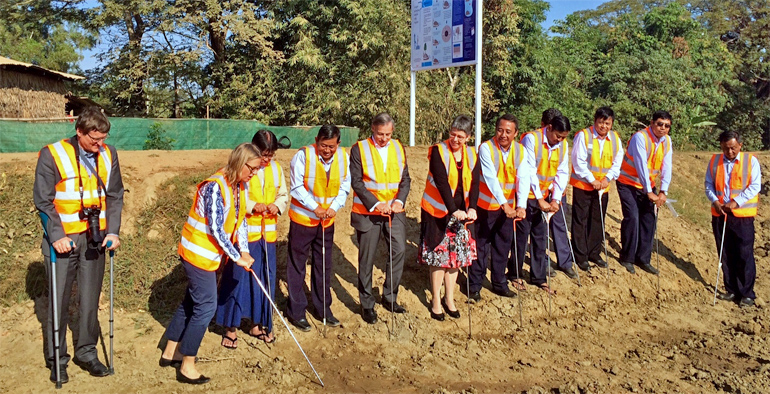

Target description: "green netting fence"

left=0, top=118, right=359, bottom=153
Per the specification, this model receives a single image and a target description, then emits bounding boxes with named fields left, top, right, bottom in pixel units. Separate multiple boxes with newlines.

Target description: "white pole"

left=410, top=70, right=416, bottom=146
left=474, top=1, right=483, bottom=147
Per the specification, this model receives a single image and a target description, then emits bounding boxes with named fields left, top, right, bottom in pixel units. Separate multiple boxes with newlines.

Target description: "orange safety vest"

left=477, top=139, right=524, bottom=211
left=351, top=138, right=406, bottom=214
left=421, top=140, right=477, bottom=217
left=288, top=144, right=348, bottom=228
left=178, top=171, right=246, bottom=271
left=523, top=130, right=566, bottom=199
left=708, top=152, right=759, bottom=217
left=246, top=161, right=283, bottom=242
left=617, top=127, right=671, bottom=190
left=569, top=127, right=621, bottom=192
left=45, top=138, right=113, bottom=235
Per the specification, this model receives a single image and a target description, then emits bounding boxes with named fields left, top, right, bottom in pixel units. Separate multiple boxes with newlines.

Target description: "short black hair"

left=550, top=115, right=571, bottom=133
left=718, top=130, right=742, bottom=144
left=450, top=115, right=473, bottom=135
left=371, top=113, right=394, bottom=127
left=652, top=110, right=672, bottom=123
left=316, top=124, right=341, bottom=142
left=252, top=129, right=278, bottom=153
left=496, top=113, right=519, bottom=131
left=594, top=107, right=615, bottom=122
left=76, top=106, right=111, bottom=134
left=541, top=108, right=562, bottom=126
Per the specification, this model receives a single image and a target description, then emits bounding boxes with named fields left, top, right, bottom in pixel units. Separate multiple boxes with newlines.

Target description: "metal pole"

left=712, top=215, right=728, bottom=305
left=543, top=212, right=553, bottom=316
left=107, top=241, right=115, bottom=375
left=39, top=212, right=62, bottom=389
left=513, top=218, right=523, bottom=328
left=598, top=189, right=609, bottom=281
left=321, top=220, right=327, bottom=337
left=409, top=71, right=416, bottom=146
left=474, top=0, right=483, bottom=148
left=561, top=207, right=581, bottom=287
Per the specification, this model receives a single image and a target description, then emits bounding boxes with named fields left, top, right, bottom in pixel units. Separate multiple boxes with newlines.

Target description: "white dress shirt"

left=522, top=128, right=569, bottom=201
left=571, top=126, right=624, bottom=183
left=289, top=147, right=351, bottom=212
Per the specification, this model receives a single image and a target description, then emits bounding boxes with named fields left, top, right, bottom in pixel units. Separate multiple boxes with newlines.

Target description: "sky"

left=77, top=0, right=608, bottom=72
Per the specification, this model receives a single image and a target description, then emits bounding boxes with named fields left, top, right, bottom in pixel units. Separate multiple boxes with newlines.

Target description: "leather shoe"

left=176, top=370, right=211, bottom=385
left=49, top=365, right=69, bottom=384
left=548, top=265, right=557, bottom=277
left=362, top=308, right=378, bottom=324
left=468, top=291, right=481, bottom=304
left=491, top=287, right=517, bottom=298
left=591, top=259, right=608, bottom=268
left=381, top=301, right=406, bottom=314
left=558, top=267, right=579, bottom=279
left=287, top=316, right=311, bottom=332
left=739, top=297, right=755, bottom=308
left=716, top=292, right=736, bottom=302
left=442, top=299, right=461, bottom=319
left=639, top=263, right=659, bottom=275
left=576, top=261, right=592, bottom=272
left=159, top=357, right=182, bottom=368
left=430, top=310, right=445, bottom=321
left=620, top=261, right=636, bottom=274
left=73, top=357, right=109, bottom=377
left=313, top=311, right=341, bottom=327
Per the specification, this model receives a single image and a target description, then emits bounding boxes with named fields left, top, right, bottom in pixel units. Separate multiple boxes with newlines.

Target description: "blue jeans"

left=164, top=258, right=217, bottom=356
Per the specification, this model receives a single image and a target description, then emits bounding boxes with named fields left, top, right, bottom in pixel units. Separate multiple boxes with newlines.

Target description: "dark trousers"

left=514, top=197, right=573, bottom=286
left=617, top=182, right=656, bottom=265
left=356, top=214, right=406, bottom=309
left=286, top=221, right=334, bottom=320
left=571, top=187, right=609, bottom=264
left=470, top=208, right=512, bottom=293
left=165, top=258, right=217, bottom=357
left=44, top=231, right=105, bottom=367
left=713, top=215, right=756, bottom=299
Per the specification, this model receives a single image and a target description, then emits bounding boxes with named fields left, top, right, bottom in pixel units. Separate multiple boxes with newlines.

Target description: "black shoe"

left=159, top=357, right=182, bottom=368
left=430, top=309, right=445, bottom=321
left=287, top=316, right=311, bottom=332
left=491, top=287, right=517, bottom=298
left=548, top=264, right=557, bottom=277
left=313, top=311, right=341, bottom=327
left=362, top=308, right=378, bottom=324
left=49, top=365, right=69, bottom=384
left=73, top=357, right=109, bottom=377
left=591, top=259, right=608, bottom=268
left=716, top=292, right=736, bottom=302
left=381, top=301, right=406, bottom=314
left=441, top=299, right=461, bottom=319
left=468, top=291, right=481, bottom=304
left=620, top=261, right=636, bottom=274
left=639, top=263, right=659, bottom=275
left=576, top=261, right=592, bottom=272
left=176, top=370, right=211, bottom=385
left=739, top=297, right=755, bottom=308
left=558, top=267, right=579, bottom=279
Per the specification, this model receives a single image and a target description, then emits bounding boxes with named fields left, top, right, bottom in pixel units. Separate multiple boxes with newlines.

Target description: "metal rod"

left=107, top=241, right=115, bottom=375
left=598, top=190, right=610, bottom=282
left=513, top=218, right=523, bottom=328
left=712, top=215, right=728, bottom=305
left=561, top=207, right=581, bottom=287
left=39, top=212, right=62, bottom=389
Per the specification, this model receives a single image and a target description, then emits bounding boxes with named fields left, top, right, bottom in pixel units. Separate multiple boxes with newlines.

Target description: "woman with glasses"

left=217, top=130, right=287, bottom=346
left=418, top=115, right=479, bottom=320
left=160, top=143, right=259, bottom=384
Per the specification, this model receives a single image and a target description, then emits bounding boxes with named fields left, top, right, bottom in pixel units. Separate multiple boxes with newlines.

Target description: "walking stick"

left=512, top=217, right=523, bottom=328
left=39, top=212, right=62, bottom=389
left=712, top=215, right=728, bottom=306
left=106, top=240, right=115, bottom=375
left=560, top=207, right=581, bottom=287
left=246, top=268, right=324, bottom=387
left=598, top=189, right=610, bottom=281
left=542, top=212, right=554, bottom=316
left=654, top=205, right=660, bottom=294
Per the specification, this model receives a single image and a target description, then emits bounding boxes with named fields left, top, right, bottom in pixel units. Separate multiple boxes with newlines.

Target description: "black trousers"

left=514, top=197, right=573, bottom=286
left=571, top=187, right=609, bottom=264
left=617, top=182, right=656, bottom=265
left=286, top=221, right=334, bottom=321
left=470, top=208, right=512, bottom=293
left=712, top=214, right=756, bottom=299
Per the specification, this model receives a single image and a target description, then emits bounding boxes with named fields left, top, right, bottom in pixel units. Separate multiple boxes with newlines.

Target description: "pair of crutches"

left=39, top=212, right=115, bottom=389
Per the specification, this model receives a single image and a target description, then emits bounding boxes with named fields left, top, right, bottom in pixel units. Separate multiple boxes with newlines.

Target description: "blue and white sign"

left=411, top=0, right=478, bottom=71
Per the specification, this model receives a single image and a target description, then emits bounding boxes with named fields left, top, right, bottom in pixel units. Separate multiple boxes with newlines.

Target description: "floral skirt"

left=418, top=216, right=476, bottom=268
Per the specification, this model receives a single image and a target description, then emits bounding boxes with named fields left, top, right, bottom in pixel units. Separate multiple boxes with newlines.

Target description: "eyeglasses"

left=85, top=133, right=108, bottom=143
left=244, top=163, right=259, bottom=174
left=655, top=122, right=671, bottom=129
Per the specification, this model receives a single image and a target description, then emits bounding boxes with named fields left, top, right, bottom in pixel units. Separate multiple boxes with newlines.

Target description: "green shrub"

left=143, top=122, right=175, bottom=150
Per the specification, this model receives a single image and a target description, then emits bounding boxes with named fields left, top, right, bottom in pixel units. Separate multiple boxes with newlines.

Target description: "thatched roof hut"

left=0, top=56, right=85, bottom=119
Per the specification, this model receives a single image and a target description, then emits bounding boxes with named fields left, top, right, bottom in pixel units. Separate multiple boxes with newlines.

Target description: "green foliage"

left=143, top=122, right=175, bottom=150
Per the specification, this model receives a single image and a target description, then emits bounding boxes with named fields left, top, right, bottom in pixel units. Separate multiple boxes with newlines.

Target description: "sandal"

left=255, top=331, right=275, bottom=344
left=511, top=279, right=527, bottom=292
left=539, top=283, right=557, bottom=296
left=221, top=334, right=238, bottom=349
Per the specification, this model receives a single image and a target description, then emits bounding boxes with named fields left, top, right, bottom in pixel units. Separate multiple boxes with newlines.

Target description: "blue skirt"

left=215, top=239, right=277, bottom=331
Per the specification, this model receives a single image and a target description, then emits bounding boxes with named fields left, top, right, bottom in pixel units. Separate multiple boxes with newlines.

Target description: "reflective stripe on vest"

left=524, top=130, right=565, bottom=199
left=421, top=141, right=477, bottom=217
left=246, top=161, right=283, bottom=242
left=47, top=139, right=113, bottom=235
left=617, top=127, right=670, bottom=189
left=569, top=127, right=620, bottom=192
left=288, top=145, right=348, bottom=228
left=708, top=152, right=758, bottom=217
left=478, top=139, right=523, bottom=211
left=351, top=138, right=406, bottom=214
left=178, top=171, right=246, bottom=271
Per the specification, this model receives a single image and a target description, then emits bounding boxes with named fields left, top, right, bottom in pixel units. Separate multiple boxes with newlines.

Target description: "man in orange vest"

left=616, top=111, right=673, bottom=275
left=569, top=107, right=624, bottom=271
left=286, top=125, right=351, bottom=331
left=517, top=114, right=573, bottom=294
left=469, top=114, right=532, bottom=302
left=33, top=107, right=124, bottom=383
left=350, top=113, right=411, bottom=324
left=706, top=131, right=761, bottom=307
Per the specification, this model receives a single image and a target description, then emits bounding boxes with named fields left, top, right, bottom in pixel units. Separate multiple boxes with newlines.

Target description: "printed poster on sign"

left=411, top=0, right=477, bottom=71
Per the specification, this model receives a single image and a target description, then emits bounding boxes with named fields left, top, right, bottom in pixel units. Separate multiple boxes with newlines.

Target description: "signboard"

left=411, top=0, right=478, bottom=71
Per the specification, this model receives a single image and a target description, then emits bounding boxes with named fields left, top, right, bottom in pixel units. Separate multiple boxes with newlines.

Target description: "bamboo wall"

left=0, top=68, right=67, bottom=118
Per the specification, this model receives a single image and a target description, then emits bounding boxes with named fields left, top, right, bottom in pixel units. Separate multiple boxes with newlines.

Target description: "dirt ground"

left=1, top=147, right=769, bottom=394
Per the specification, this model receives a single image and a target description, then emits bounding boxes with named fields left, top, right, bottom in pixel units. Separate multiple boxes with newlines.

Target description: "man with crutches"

left=286, top=125, right=351, bottom=332
left=350, top=113, right=411, bottom=324
left=706, top=130, right=761, bottom=308
left=33, top=107, right=124, bottom=384
left=569, top=107, right=624, bottom=272
left=469, top=114, right=531, bottom=303
left=616, top=111, right=673, bottom=275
